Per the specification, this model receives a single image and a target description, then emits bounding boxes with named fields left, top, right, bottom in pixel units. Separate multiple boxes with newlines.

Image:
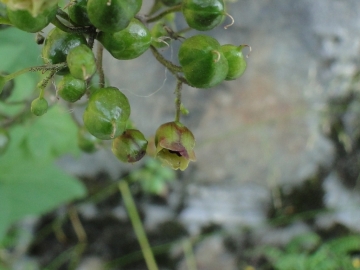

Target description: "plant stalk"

left=119, top=181, right=159, bottom=270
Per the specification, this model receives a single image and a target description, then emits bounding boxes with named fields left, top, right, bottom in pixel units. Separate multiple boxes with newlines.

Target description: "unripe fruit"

left=182, top=0, right=225, bottom=31
left=42, top=27, right=87, bottom=74
left=178, top=35, right=228, bottom=88
left=7, top=5, right=57, bottom=33
left=68, top=0, right=91, bottom=26
left=66, top=44, right=96, bottom=80
left=31, top=97, right=48, bottom=116
left=77, top=126, right=100, bottom=153
left=57, top=74, right=86, bottom=102
left=83, top=87, right=131, bottom=140
left=221, top=44, right=247, bottom=80
left=97, top=18, right=152, bottom=60
left=112, top=129, right=148, bottom=163
left=87, top=0, right=142, bottom=33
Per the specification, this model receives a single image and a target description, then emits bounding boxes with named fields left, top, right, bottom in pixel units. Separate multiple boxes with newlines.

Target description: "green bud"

left=31, top=97, right=48, bottom=116
left=155, top=121, right=196, bottom=171
left=112, top=129, right=148, bottom=163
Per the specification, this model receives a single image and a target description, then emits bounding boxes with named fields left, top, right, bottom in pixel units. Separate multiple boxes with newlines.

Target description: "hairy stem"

left=150, top=45, right=182, bottom=73
left=146, top=4, right=182, bottom=23
left=175, top=80, right=182, bottom=122
left=4, top=62, right=67, bottom=82
left=96, top=42, right=105, bottom=88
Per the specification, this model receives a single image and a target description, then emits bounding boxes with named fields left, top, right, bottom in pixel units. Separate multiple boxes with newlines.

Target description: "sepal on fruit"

left=112, top=129, right=148, bottom=163
left=155, top=121, right=196, bottom=171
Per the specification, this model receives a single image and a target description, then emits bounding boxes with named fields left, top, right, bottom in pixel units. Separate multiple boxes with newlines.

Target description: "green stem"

left=96, top=42, right=105, bottom=88
left=0, top=16, right=11, bottom=25
left=183, top=239, right=198, bottom=270
left=175, top=80, right=182, bottom=122
left=147, top=0, right=164, bottom=16
left=4, top=63, right=67, bottom=82
left=38, top=69, right=58, bottom=98
left=146, top=4, right=182, bottom=23
left=150, top=45, right=182, bottom=73
left=51, top=16, right=91, bottom=34
left=119, top=181, right=159, bottom=270
left=56, top=8, right=72, bottom=23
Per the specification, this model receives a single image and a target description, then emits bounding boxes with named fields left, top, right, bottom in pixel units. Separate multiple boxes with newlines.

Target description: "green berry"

left=42, top=27, right=87, bottom=74
left=182, top=0, right=225, bottom=31
left=178, top=35, right=228, bottom=88
left=7, top=5, right=57, bottom=33
left=83, top=87, right=131, bottom=140
left=31, top=97, right=48, bottom=116
left=66, top=44, right=96, bottom=80
left=221, top=44, right=247, bottom=80
left=87, top=0, right=142, bottom=33
left=97, top=18, right=152, bottom=60
left=57, top=74, right=86, bottom=102
left=68, top=0, right=91, bottom=26
left=77, top=126, right=100, bottom=153
left=112, top=129, right=148, bottom=163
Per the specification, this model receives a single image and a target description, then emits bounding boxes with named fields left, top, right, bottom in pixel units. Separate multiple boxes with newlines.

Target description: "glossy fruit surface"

left=178, top=35, right=228, bottom=88
left=97, top=18, right=151, bottom=60
left=221, top=44, right=247, bottom=80
left=77, top=126, right=100, bottom=153
left=31, top=97, right=48, bottom=116
left=57, top=74, right=86, bottom=102
left=42, top=27, right=87, bottom=74
left=83, top=87, right=131, bottom=140
left=182, top=0, right=225, bottom=31
left=7, top=5, right=57, bottom=33
left=68, top=0, right=91, bottom=26
left=87, top=0, right=142, bottom=33
left=66, top=44, right=96, bottom=80
left=112, top=129, right=148, bottom=163
left=0, top=128, right=10, bottom=155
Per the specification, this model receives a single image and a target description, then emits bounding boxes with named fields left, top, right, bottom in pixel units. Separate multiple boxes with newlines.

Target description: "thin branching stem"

left=119, top=181, right=159, bottom=270
left=96, top=42, right=105, bottom=88
left=175, top=80, right=182, bottom=122
left=146, top=5, right=182, bottom=23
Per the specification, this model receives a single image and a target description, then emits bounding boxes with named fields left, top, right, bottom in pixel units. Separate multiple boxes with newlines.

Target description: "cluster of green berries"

left=0, top=0, right=249, bottom=171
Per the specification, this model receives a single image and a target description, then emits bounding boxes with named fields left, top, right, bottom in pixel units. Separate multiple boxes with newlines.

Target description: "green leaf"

left=23, top=104, right=80, bottom=160
left=0, top=150, right=86, bottom=242
left=0, top=110, right=86, bottom=242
